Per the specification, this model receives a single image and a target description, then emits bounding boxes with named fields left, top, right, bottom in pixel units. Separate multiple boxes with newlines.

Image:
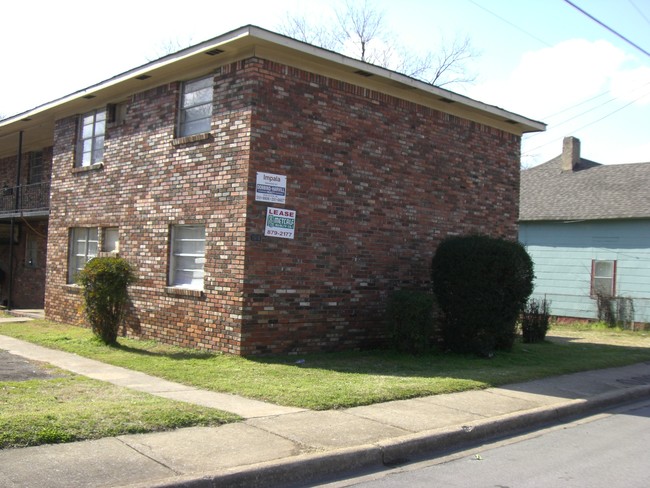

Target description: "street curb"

left=126, top=384, right=650, bottom=488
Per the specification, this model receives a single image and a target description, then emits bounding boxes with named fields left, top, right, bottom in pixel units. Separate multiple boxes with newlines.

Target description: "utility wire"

left=563, top=0, right=650, bottom=58
left=523, top=89, right=650, bottom=156
left=628, top=0, right=650, bottom=27
left=526, top=79, right=650, bottom=137
left=467, top=0, right=553, bottom=47
left=467, top=0, right=648, bottom=125
left=468, top=0, right=650, bottom=161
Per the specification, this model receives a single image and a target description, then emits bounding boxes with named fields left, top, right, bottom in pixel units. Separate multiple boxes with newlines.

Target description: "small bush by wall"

left=431, top=235, right=534, bottom=356
left=521, top=297, right=550, bottom=343
left=386, top=290, right=435, bottom=354
left=77, top=257, right=136, bottom=345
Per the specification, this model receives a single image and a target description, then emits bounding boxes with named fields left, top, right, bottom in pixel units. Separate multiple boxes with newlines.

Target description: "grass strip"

left=2, top=321, right=650, bottom=411
left=0, top=368, right=239, bottom=449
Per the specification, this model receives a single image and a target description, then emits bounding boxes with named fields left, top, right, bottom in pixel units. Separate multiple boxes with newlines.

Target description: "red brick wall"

left=241, top=58, right=520, bottom=354
left=0, top=147, right=53, bottom=188
left=45, top=77, right=251, bottom=354
left=44, top=56, right=521, bottom=355
left=0, top=219, right=48, bottom=308
left=0, top=147, right=52, bottom=308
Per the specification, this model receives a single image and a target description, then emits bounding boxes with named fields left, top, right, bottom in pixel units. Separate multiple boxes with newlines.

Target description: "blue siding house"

left=519, top=137, right=650, bottom=326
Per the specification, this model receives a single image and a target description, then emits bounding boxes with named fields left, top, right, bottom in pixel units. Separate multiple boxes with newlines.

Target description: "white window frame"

left=169, top=225, right=206, bottom=290
left=68, top=227, right=98, bottom=283
left=178, top=76, right=213, bottom=138
left=591, top=260, right=616, bottom=297
left=76, top=109, right=106, bottom=167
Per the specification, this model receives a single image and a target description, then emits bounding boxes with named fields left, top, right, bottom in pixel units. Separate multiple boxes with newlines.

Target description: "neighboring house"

left=0, top=26, right=544, bottom=354
left=519, top=136, right=650, bottom=326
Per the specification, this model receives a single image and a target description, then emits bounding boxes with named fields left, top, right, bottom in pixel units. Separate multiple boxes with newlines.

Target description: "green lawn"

left=0, top=367, right=238, bottom=449
left=2, top=320, right=650, bottom=413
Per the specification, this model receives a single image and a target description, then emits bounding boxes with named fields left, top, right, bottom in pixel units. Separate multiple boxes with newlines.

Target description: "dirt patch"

left=0, top=350, right=62, bottom=382
left=547, top=329, right=650, bottom=348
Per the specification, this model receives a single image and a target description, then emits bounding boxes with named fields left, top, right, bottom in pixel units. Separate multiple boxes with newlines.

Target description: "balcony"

left=0, top=182, right=50, bottom=218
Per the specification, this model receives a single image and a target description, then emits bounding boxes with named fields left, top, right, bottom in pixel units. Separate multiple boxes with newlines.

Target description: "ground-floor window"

left=68, top=227, right=98, bottom=283
left=169, top=225, right=205, bottom=289
left=591, top=259, right=616, bottom=297
left=102, top=227, right=119, bottom=253
left=25, top=233, right=39, bottom=268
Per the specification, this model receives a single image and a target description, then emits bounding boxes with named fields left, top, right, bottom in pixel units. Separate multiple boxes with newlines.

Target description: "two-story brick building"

left=0, top=26, right=544, bottom=354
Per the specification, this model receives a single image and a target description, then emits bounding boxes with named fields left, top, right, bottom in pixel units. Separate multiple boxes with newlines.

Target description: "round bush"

left=431, top=235, right=534, bottom=356
left=77, top=256, right=136, bottom=345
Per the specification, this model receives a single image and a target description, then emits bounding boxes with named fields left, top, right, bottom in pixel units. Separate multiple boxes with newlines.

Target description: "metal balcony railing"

left=0, top=182, right=51, bottom=216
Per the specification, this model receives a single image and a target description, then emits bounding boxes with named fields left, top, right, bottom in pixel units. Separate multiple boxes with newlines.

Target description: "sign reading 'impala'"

left=256, top=172, right=286, bottom=204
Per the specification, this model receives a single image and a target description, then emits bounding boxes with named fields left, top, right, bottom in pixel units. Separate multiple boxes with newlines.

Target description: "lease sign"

left=265, top=207, right=296, bottom=239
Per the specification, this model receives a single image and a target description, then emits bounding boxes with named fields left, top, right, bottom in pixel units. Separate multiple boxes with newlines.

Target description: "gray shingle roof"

left=520, top=156, right=650, bottom=221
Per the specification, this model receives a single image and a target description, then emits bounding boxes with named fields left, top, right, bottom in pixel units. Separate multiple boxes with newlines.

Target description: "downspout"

left=7, top=131, right=23, bottom=309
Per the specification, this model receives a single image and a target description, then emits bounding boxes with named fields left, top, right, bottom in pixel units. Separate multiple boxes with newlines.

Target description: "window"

left=25, top=234, right=39, bottom=268
left=68, top=227, right=98, bottom=283
left=592, top=260, right=616, bottom=297
left=102, top=227, right=119, bottom=253
left=179, top=76, right=213, bottom=137
left=107, top=101, right=127, bottom=126
left=169, top=225, right=205, bottom=289
left=77, top=109, right=106, bottom=167
left=28, top=151, right=44, bottom=184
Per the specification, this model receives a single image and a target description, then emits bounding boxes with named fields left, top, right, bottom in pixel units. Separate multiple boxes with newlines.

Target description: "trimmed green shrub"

left=431, top=235, right=534, bottom=356
left=386, top=290, right=435, bottom=354
left=77, top=257, right=136, bottom=345
left=521, top=297, right=551, bottom=343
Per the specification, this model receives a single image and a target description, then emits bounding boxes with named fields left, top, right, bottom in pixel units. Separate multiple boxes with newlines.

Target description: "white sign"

left=265, top=207, right=296, bottom=239
left=256, top=172, right=286, bottom=204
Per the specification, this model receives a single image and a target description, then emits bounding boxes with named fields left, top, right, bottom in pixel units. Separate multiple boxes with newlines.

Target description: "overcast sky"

left=2, top=0, right=649, bottom=167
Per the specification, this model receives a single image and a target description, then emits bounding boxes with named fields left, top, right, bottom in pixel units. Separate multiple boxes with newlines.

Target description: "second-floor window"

left=77, top=109, right=106, bottom=167
left=179, top=76, right=213, bottom=137
left=28, top=151, right=44, bottom=184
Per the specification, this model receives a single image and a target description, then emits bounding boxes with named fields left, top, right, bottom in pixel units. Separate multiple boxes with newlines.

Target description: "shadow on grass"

left=106, top=332, right=650, bottom=383
left=113, top=342, right=215, bottom=361
left=238, top=339, right=650, bottom=382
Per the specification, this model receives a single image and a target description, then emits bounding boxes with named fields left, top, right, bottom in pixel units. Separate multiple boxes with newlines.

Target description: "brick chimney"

left=561, top=136, right=581, bottom=171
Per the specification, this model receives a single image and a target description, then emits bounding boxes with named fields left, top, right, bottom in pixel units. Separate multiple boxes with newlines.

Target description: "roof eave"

left=0, top=25, right=545, bottom=157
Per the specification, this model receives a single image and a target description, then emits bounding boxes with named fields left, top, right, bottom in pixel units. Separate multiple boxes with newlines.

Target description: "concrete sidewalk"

left=1, top=324, right=650, bottom=488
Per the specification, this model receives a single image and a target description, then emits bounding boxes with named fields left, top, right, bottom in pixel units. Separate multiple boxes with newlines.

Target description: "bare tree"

left=279, top=0, right=477, bottom=88
left=147, top=36, right=195, bottom=61
left=281, top=15, right=340, bottom=51
left=336, top=0, right=386, bottom=63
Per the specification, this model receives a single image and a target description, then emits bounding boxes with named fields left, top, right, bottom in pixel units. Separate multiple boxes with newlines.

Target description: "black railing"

left=0, top=182, right=50, bottom=215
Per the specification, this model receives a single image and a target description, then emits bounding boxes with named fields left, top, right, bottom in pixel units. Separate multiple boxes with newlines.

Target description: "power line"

left=540, top=90, right=614, bottom=120
left=467, top=0, right=553, bottom=48
left=522, top=88, right=650, bottom=157
left=563, top=0, right=650, bottom=58
left=527, top=79, right=650, bottom=136
left=628, top=0, right=650, bottom=27
left=467, top=0, right=649, bottom=162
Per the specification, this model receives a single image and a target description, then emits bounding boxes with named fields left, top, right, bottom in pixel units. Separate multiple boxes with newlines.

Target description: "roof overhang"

left=0, top=25, right=546, bottom=159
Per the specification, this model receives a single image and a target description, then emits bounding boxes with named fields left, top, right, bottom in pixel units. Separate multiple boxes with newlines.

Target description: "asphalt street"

left=319, top=399, right=650, bottom=488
